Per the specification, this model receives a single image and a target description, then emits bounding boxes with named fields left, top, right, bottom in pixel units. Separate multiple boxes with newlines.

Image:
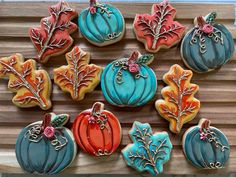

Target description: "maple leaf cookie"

left=133, top=0, right=185, bottom=53
left=29, top=1, right=77, bottom=63
left=0, top=53, right=52, bottom=110
left=53, top=46, right=102, bottom=101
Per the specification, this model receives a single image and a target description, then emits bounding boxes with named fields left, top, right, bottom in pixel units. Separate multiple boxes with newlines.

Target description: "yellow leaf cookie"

left=0, top=53, right=52, bottom=110
left=54, top=46, right=102, bottom=101
left=155, top=64, right=200, bottom=133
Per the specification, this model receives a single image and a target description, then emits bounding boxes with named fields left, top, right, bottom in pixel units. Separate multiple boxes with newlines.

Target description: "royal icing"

left=133, top=0, right=185, bottom=53
left=101, top=51, right=157, bottom=107
left=29, top=1, right=77, bottom=63
left=181, top=12, right=235, bottom=73
left=122, top=121, right=172, bottom=175
left=54, top=46, right=102, bottom=101
left=183, top=119, right=230, bottom=169
left=155, top=64, right=200, bottom=133
left=78, top=0, right=125, bottom=46
left=0, top=53, right=52, bottom=110
left=15, top=113, right=77, bottom=174
left=72, top=102, right=122, bottom=156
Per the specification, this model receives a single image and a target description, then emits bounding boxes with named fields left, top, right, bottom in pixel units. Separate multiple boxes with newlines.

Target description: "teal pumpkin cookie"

left=181, top=12, right=234, bottom=73
left=122, top=121, right=173, bottom=175
left=78, top=0, right=125, bottom=46
left=15, top=113, right=77, bottom=174
left=101, top=51, right=157, bottom=107
left=182, top=118, right=230, bottom=169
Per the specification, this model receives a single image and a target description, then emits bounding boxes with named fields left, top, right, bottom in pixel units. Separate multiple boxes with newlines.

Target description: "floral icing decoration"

left=112, top=51, right=154, bottom=84
left=122, top=121, right=172, bottom=175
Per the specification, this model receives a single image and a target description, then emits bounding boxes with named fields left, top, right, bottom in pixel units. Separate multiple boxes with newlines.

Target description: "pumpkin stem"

left=90, top=0, right=97, bottom=7
left=91, top=102, right=105, bottom=116
left=199, top=118, right=211, bottom=132
left=128, top=51, right=140, bottom=64
left=42, top=113, right=52, bottom=130
left=196, top=16, right=206, bottom=28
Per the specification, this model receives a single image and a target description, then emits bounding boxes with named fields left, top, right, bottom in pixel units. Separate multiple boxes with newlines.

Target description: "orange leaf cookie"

left=54, top=46, right=102, bottom=101
left=133, top=0, right=185, bottom=53
left=0, top=54, right=52, bottom=110
left=155, top=64, right=200, bottom=133
left=29, top=1, right=77, bottom=64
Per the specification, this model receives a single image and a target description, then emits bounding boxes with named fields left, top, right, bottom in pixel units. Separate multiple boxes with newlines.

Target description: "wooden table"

left=0, top=2, right=235, bottom=175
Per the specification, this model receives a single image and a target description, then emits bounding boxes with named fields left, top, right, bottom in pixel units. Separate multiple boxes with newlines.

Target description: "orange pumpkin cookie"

left=53, top=46, right=102, bottom=101
left=0, top=53, right=52, bottom=110
left=29, top=1, right=77, bottom=64
left=155, top=64, right=200, bottom=133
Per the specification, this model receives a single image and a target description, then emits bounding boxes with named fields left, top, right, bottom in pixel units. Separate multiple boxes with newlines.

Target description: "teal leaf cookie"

left=122, top=121, right=173, bottom=175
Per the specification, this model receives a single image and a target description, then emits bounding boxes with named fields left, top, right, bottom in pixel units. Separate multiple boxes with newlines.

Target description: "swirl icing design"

left=78, top=0, right=125, bottom=46
left=101, top=51, right=157, bottom=107
left=181, top=12, right=234, bottom=73
left=183, top=119, right=230, bottom=169
left=15, top=113, right=77, bottom=174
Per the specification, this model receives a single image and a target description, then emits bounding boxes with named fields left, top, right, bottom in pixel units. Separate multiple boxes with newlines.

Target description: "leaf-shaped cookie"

left=133, top=0, right=185, bottom=53
left=0, top=54, right=52, bottom=110
left=155, top=64, right=200, bottom=133
left=122, top=121, right=172, bottom=175
left=29, top=1, right=77, bottom=63
left=54, top=46, right=102, bottom=101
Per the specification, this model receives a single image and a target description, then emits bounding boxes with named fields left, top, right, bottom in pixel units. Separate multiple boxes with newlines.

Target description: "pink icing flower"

left=200, top=131, right=208, bottom=141
left=129, top=63, right=140, bottom=73
left=43, top=126, right=55, bottom=138
left=88, top=116, right=96, bottom=124
left=202, top=24, right=214, bottom=34
left=89, top=7, right=96, bottom=14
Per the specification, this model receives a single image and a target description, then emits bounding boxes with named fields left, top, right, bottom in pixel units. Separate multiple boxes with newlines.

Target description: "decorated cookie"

left=72, top=102, right=121, bottom=156
left=181, top=12, right=234, bottom=73
left=183, top=119, right=230, bottom=169
left=101, top=51, right=157, bottom=107
left=133, top=0, right=185, bottom=53
left=54, top=46, right=102, bottom=101
left=122, top=121, right=172, bottom=175
left=0, top=54, right=52, bottom=110
left=29, top=1, right=77, bottom=63
left=155, top=64, right=200, bottom=133
left=78, top=0, right=125, bottom=46
left=15, top=113, right=77, bottom=174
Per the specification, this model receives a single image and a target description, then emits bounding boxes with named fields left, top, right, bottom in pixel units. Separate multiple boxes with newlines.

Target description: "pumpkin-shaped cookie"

left=181, top=12, right=234, bottom=73
left=15, top=113, right=77, bottom=174
left=72, top=102, right=121, bottom=156
left=78, top=0, right=125, bottom=46
left=183, top=119, right=230, bottom=169
left=101, top=51, right=157, bottom=107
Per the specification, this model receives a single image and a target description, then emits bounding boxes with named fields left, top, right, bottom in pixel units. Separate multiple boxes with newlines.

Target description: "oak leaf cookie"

left=29, top=1, right=77, bottom=63
left=0, top=53, right=52, bottom=110
left=133, top=0, right=185, bottom=53
left=54, top=46, right=102, bottom=101
left=155, top=64, right=200, bottom=133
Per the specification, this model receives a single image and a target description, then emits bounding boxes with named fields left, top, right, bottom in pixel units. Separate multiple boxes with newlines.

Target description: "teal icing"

left=78, top=3, right=125, bottom=45
left=183, top=126, right=230, bottom=169
left=15, top=123, right=76, bottom=174
left=101, top=60, right=157, bottom=107
left=181, top=24, right=234, bottom=73
left=122, top=121, right=172, bottom=175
